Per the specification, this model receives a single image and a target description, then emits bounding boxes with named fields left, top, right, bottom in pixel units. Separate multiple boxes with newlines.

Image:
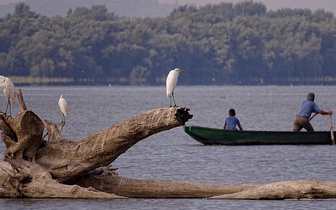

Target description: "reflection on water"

left=1, top=85, right=336, bottom=209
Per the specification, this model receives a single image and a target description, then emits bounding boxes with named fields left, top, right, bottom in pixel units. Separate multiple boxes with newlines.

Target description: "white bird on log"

left=58, top=95, right=68, bottom=123
left=0, top=75, right=15, bottom=116
left=166, top=68, right=185, bottom=107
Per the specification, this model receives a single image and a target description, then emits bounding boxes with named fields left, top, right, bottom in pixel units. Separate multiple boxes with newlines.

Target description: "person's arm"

left=238, top=124, right=243, bottom=131
left=314, top=103, right=332, bottom=115
left=319, top=110, right=332, bottom=115
left=223, top=122, right=227, bottom=130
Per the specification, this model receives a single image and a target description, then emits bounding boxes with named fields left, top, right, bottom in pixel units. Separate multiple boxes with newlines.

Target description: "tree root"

left=0, top=161, right=126, bottom=199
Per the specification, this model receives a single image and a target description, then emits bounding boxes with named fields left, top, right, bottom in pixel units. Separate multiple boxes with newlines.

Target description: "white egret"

left=58, top=95, right=69, bottom=123
left=0, top=76, right=15, bottom=116
left=166, top=68, right=185, bottom=107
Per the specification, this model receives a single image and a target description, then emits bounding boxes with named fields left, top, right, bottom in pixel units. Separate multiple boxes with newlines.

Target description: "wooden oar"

left=308, top=113, right=317, bottom=121
left=330, top=115, right=335, bottom=145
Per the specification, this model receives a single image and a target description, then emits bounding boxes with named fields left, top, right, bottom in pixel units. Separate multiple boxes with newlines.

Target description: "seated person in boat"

left=293, top=92, right=332, bottom=132
left=223, top=109, right=243, bottom=131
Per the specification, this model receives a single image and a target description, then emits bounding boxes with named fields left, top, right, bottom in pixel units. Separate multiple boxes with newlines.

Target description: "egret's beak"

left=179, top=70, right=186, bottom=72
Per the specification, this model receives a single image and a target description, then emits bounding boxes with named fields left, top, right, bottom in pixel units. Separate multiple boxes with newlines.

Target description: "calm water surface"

left=1, top=85, right=336, bottom=209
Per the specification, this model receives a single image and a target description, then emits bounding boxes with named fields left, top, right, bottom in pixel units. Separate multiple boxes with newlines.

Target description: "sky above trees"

left=158, top=0, right=336, bottom=14
left=1, top=0, right=335, bottom=15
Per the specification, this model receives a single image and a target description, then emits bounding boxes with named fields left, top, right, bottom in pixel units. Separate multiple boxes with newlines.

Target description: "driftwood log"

left=1, top=89, right=336, bottom=199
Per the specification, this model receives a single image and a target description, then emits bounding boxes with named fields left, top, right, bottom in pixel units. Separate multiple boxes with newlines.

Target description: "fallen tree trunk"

left=1, top=89, right=336, bottom=200
left=0, top=89, right=193, bottom=198
left=74, top=166, right=259, bottom=198
left=36, top=105, right=192, bottom=182
left=74, top=167, right=336, bottom=199
left=210, top=179, right=336, bottom=200
left=0, top=160, right=125, bottom=199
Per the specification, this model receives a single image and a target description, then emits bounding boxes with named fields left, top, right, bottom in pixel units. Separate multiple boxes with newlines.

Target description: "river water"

left=1, top=85, right=336, bottom=209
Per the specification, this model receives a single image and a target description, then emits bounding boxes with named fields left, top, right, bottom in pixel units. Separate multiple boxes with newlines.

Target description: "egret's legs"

left=5, top=99, right=11, bottom=116
left=62, top=114, right=66, bottom=123
left=171, top=92, right=177, bottom=107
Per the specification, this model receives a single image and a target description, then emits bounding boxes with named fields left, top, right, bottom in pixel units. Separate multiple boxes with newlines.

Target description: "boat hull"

left=184, top=126, right=334, bottom=145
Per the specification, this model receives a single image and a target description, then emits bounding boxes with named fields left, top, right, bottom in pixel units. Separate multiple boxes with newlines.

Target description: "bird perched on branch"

left=166, top=68, right=185, bottom=107
left=58, top=95, right=68, bottom=123
left=0, top=75, right=15, bottom=116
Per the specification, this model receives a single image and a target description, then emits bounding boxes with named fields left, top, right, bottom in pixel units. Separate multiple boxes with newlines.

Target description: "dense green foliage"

left=1, top=2, right=336, bottom=85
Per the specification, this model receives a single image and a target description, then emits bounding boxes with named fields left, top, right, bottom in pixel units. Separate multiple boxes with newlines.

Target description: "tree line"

left=0, top=2, right=336, bottom=85
left=0, top=0, right=178, bottom=18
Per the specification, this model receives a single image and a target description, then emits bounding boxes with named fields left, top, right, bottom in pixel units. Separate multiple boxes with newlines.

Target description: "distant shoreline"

left=8, top=76, right=336, bottom=86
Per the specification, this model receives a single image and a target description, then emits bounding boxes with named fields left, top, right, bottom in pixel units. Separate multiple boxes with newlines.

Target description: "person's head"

left=229, top=109, right=236, bottom=116
left=307, top=92, right=315, bottom=101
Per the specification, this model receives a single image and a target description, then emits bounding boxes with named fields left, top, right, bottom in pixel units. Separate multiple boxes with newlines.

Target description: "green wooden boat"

left=184, top=125, right=334, bottom=145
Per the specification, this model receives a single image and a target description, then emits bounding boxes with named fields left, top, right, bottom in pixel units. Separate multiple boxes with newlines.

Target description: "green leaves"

left=1, top=2, right=336, bottom=85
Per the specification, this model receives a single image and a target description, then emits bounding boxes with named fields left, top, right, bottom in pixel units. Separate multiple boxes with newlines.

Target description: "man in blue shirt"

left=293, top=93, right=332, bottom=132
left=223, top=109, right=243, bottom=131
